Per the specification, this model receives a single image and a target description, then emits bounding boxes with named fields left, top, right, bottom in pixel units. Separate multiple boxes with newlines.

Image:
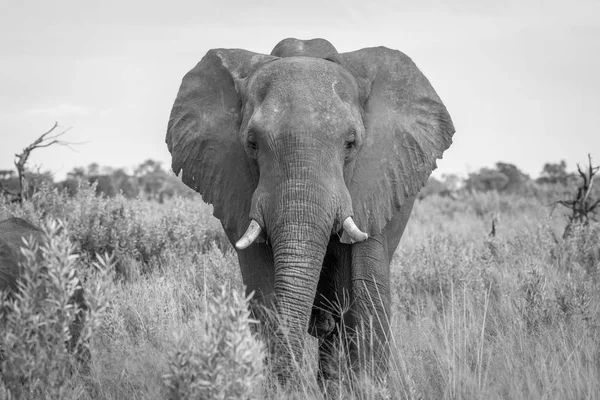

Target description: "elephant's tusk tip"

left=354, top=232, right=368, bottom=242
left=236, top=219, right=262, bottom=250
left=343, top=217, right=368, bottom=243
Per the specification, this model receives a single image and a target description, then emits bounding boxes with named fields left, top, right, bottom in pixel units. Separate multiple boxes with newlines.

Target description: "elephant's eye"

left=345, top=130, right=357, bottom=151
left=345, top=132, right=356, bottom=150
left=247, top=130, right=258, bottom=152
left=344, top=139, right=356, bottom=161
left=344, top=130, right=358, bottom=160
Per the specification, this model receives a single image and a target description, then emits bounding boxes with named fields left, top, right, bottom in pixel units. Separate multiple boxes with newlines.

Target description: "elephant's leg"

left=348, top=233, right=391, bottom=377
left=348, top=197, right=417, bottom=378
left=310, top=242, right=352, bottom=392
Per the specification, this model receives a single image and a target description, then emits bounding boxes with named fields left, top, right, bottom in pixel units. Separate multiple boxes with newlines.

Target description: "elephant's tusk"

left=342, top=217, right=368, bottom=243
left=235, top=220, right=262, bottom=250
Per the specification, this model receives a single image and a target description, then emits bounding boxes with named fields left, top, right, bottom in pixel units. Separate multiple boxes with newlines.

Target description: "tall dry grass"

left=0, top=183, right=598, bottom=399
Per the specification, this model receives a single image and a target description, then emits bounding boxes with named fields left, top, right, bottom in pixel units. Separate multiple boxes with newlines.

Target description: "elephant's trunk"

left=265, top=180, right=336, bottom=380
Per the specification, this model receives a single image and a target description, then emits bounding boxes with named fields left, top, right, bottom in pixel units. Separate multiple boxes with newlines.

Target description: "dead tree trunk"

left=555, top=154, right=600, bottom=237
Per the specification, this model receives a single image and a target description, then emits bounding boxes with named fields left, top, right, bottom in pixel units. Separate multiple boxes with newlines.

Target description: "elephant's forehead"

left=248, top=57, right=359, bottom=106
left=245, top=58, right=360, bottom=134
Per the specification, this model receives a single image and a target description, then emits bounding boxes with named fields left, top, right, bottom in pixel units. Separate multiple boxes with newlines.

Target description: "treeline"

left=0, top=158, right=596, bottom=203
left=420, top=160, right=589, bottom=199
left=0, top=159, right=196, bottom=202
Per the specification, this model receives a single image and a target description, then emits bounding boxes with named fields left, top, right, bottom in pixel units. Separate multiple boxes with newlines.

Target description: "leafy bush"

left=554, top=223, right=600, bottom=278
left=163, top=285, right=265, bottom=400
left=0, top=220, right=114, bottom=399
left=0, top=182, right=227, bottom=279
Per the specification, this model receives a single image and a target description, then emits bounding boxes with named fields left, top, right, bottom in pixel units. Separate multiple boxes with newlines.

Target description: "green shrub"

left=163, top=285, right=265, bottom=400
left=556, top=223, right=600, bottom=278
left=516, top=268, right=555, bottom=332
left=0, top=182, right=227, bottom=279
left=0, top=220, right=114, bottom=399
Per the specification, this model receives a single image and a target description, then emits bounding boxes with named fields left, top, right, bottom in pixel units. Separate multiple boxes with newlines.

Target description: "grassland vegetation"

left=0, top=182, right=598, bottom=399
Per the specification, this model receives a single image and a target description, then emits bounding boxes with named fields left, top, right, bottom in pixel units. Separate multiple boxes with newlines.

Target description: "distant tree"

left=419, top=176, right=446, bottom=199
left=0, top=170, right=16, bottom=181
left=495, top=162, right=530, bottom=193
left=67, top=167, right=87, bottom=180
left=418, top=174, right=465, bottom=199
left=110, top=168, right=139, bottom=198
left=134, top=159, right=164, bottom=177
left=465, top=167, right=509, bottom=192
left=441, top=173, right=463, bottom=192
left=135, top=160, right=167, bottom=200
left=463, top=163, right=531, bottom=194
left=89, top=174, right=117, bottom=198
left=62, top=165, right=112, bottom=198
left=59, top=159, right=195, bottom=201
left=86, top=162, right=100, bottom=177
left=60, top=166, right=87, bottom=196
left=537, top=160, right=572, bottom=185
left=57, top=178, right=79, bottom=197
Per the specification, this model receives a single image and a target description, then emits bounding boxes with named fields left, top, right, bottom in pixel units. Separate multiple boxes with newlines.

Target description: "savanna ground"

left=1, top=183, right=599, bottom=399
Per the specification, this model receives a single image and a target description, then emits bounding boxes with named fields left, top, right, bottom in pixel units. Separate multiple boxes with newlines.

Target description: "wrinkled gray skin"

left=0, top=217, right=89, bottom=369
left=166, top=38, right=454, bottom=386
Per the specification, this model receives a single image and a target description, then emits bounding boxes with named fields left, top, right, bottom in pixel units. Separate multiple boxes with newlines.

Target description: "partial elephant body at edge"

left=166, top=37, right=455, bottom=388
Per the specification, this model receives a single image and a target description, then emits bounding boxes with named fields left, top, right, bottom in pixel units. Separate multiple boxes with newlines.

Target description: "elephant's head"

left=166, top=37, right=454, bottom=369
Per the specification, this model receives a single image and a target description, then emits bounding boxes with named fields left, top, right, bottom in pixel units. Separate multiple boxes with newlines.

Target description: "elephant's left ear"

left=331, top=47, right=455, bottom=237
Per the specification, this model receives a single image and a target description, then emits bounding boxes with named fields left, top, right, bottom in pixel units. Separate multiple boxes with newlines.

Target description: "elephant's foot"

left=308, top=308, right=336, bottom=337
left=317, top=330, right=352, bottom=399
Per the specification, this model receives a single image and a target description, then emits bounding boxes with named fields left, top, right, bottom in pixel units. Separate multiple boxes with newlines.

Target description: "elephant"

left=166, top=37, right=454, bottom=386
left=0, top=217, right=89, bottom=371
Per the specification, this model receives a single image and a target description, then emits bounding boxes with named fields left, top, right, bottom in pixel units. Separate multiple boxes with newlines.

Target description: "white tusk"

left=235, top=220, right=262, bottom=250
left=342, top=217, right=368, bottom=243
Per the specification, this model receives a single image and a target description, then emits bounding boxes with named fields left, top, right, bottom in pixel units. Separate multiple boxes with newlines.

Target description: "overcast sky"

left=1, top=0, right=599, bottom=180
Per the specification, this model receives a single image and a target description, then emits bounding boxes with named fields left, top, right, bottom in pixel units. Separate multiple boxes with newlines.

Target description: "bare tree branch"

left=13, top=122, right=79, bottom=202
left=583, top=154, right=596, bottom=204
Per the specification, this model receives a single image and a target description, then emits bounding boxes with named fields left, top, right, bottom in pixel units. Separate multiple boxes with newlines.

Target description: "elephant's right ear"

left=166, top=49, right=277, bottom=239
